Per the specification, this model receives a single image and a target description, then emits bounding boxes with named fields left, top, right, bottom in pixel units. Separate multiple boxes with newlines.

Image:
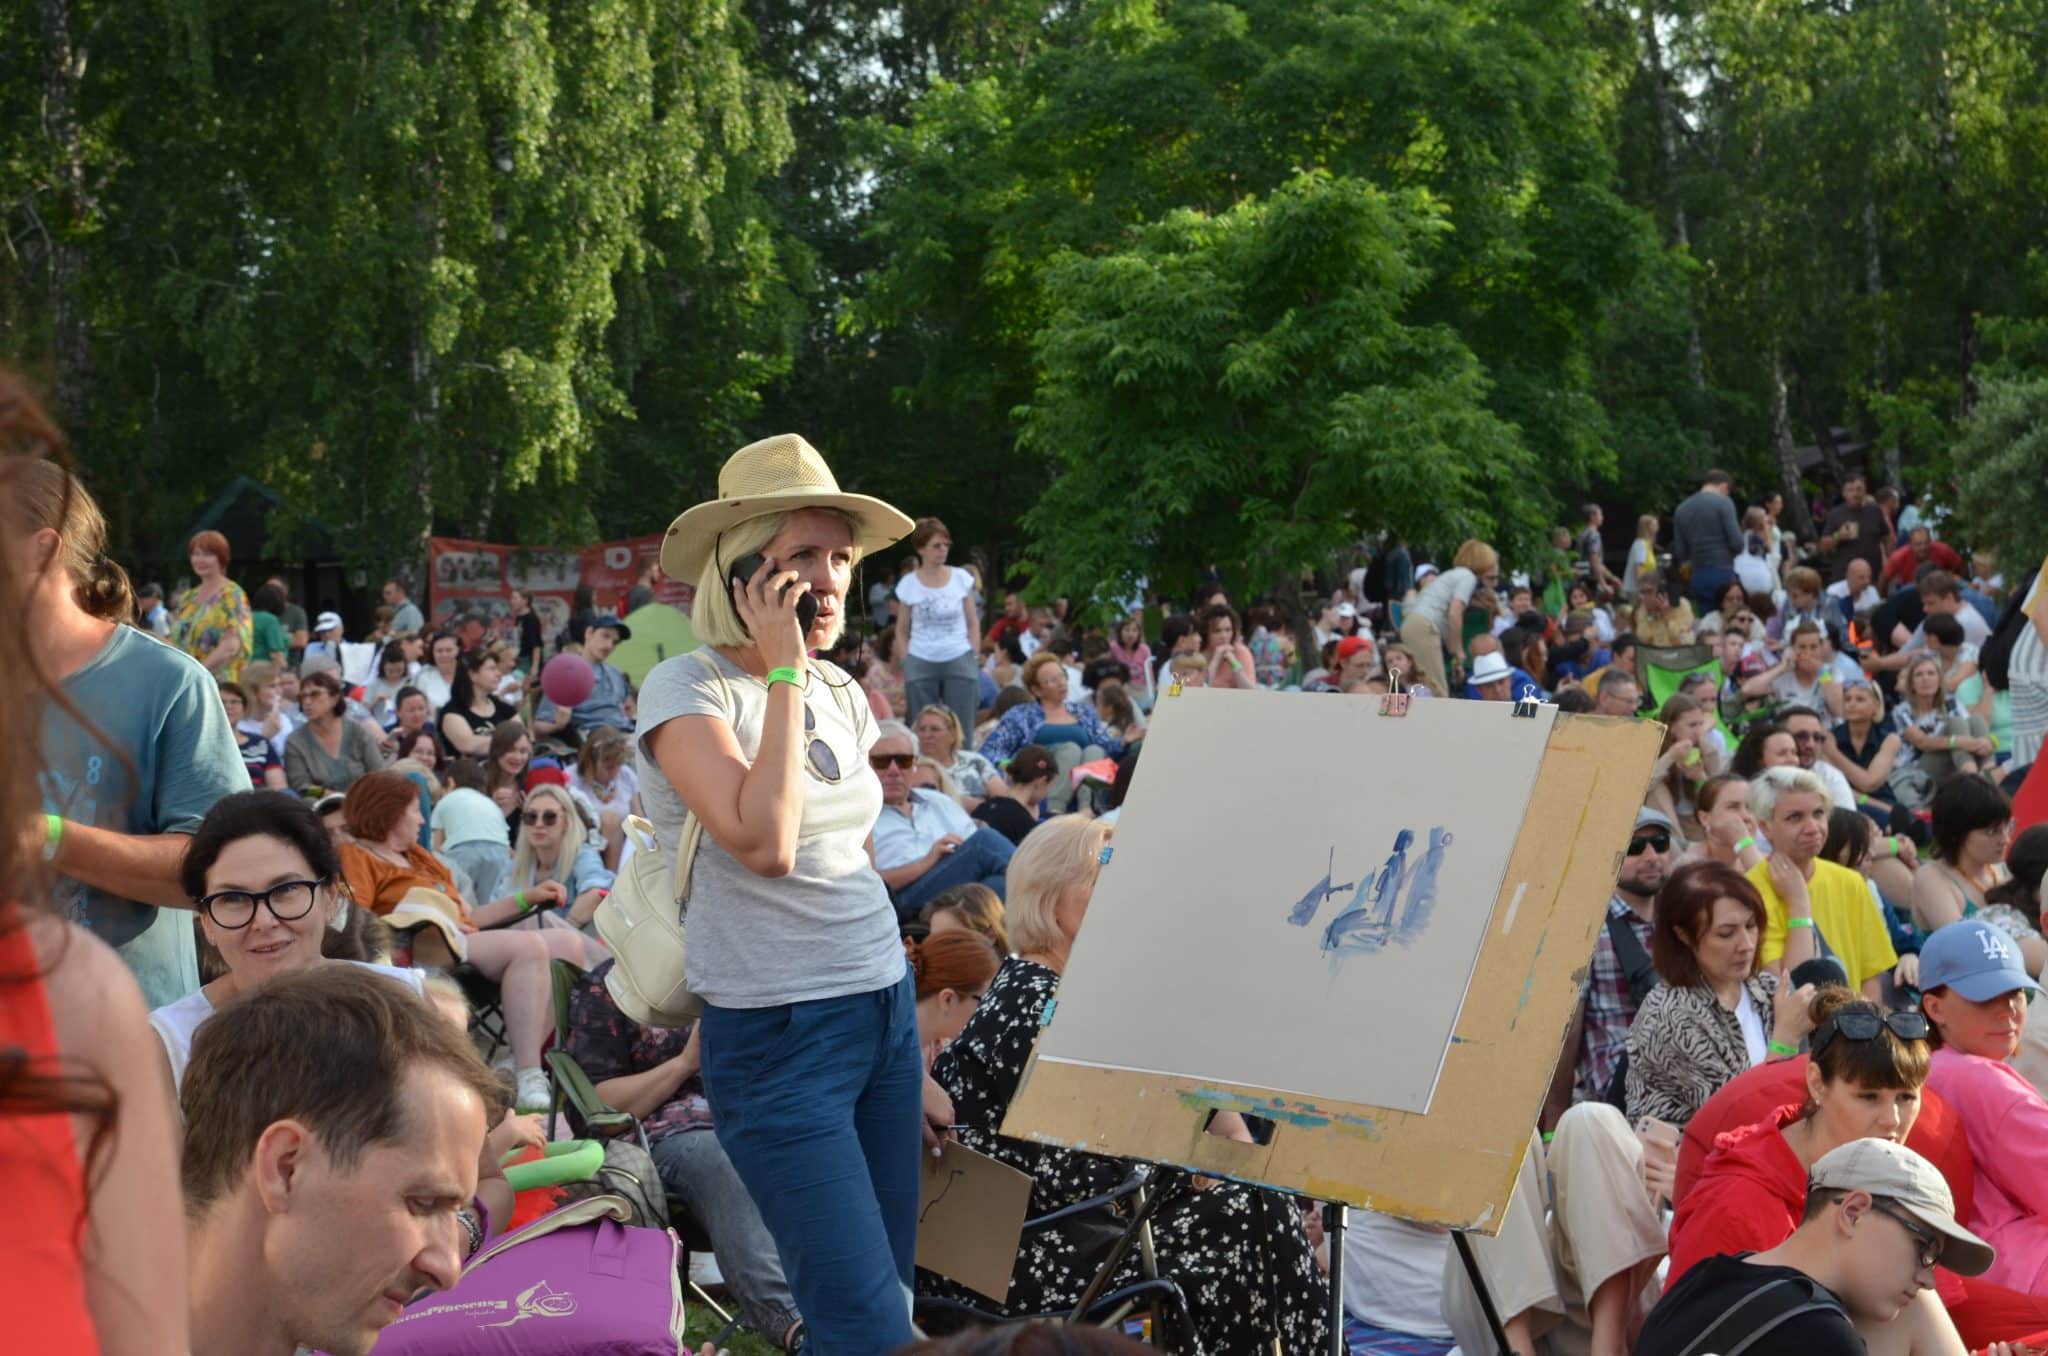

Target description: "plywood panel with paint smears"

left=1001, top=694, right=1661, bottom=1233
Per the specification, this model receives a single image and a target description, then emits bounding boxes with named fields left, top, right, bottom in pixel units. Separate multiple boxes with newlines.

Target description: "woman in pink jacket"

left=1920, top=917, right=2048, bottom=1295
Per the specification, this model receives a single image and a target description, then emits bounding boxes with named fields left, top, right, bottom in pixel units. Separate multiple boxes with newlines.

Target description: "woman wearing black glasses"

left=147, top=790, right=428, bottom=1090
left=500, top=783, right=612, bottom=963
left=637, top=435, right=928, bottom=1355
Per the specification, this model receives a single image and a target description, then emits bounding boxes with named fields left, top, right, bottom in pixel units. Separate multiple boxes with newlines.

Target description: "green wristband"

left=765, top=666, right=803, bottom=689
left=1767, top=1040, right=1799, bottom=1058
left=1734, top=836, right=1756, bottom=853
left=1786, top=916, right=1815, bottom=930
left=42, top=813, right=63, bottom=862
left=514, top=889, right=528, bottom=914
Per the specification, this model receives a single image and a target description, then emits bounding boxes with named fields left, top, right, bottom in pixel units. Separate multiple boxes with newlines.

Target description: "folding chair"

left=911, top=1161, right=1197, bottom=1352
left=545, top=959, right=753, bottom=1349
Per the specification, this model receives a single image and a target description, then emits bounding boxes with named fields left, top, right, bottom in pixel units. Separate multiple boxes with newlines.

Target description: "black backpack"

left=1664, top=1274, right=1848, bottom=1356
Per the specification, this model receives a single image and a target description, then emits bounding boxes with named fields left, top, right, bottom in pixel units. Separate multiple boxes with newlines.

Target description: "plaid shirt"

left=1574, top=895, right=1655, bottom=1103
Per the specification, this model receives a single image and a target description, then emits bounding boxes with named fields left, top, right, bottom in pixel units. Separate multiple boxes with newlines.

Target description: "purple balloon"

left=541, top=653, right=595, bottom=709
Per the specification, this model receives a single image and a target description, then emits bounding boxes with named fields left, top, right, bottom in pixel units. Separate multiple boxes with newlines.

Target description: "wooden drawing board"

left=1001, top=704, right=1662, bottom=1234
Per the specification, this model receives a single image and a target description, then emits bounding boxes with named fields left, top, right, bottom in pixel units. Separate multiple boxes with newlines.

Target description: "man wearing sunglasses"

left=1549, top=807, right=1676, bottom=1115
left=866, top=725, right=1015, bottom=920
left=1636, top=1137, right=1994, bottom=1356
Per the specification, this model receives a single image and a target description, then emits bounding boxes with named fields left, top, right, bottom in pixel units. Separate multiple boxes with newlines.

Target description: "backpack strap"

left=1672, top=1276, right=1845, bottom=1356
left=1606, top=908, right=1658, bottom=1009
left=670, top=649, right=733, bottom=906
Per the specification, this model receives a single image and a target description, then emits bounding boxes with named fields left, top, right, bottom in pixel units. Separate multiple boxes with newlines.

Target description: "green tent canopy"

left=609, top=604, right=696, bottom=687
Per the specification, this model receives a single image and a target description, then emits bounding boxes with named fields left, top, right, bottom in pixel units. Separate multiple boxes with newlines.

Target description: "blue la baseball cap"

left=1918, top=919, right=2044, bottom=1002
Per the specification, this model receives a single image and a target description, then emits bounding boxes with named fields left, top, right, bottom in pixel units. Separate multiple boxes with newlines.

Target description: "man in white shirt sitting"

left=1824, top=557, right=1882, bottom=626
left=866, top=724, right=1014, bottom=920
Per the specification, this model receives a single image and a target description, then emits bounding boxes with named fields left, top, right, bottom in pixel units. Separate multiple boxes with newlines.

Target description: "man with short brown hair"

left=182, top=966, right=501, bottom=1356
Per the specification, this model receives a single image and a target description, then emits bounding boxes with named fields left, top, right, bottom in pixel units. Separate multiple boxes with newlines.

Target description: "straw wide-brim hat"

left=660, top=434, right=915, bottom=586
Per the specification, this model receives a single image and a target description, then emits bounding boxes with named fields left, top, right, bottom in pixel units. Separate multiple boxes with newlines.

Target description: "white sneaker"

left=515, top=1067, right=551, bottom=1113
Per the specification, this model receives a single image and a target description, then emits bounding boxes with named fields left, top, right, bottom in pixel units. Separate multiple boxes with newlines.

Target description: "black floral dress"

left=924, top=956, right=1330, bottom=1354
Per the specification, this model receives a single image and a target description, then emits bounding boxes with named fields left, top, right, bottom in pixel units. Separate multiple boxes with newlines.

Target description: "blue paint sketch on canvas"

left=1280, top=827, right=1453, bottom=969
left=1285, top=847, right=1353, bottom=928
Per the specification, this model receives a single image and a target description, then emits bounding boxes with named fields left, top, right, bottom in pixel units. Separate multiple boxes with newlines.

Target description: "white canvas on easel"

left=1036, top=688, right=1557, bottom=1115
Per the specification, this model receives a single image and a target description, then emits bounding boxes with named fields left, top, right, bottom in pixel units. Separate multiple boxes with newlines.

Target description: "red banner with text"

left=427, top=534, right=692, bottom=643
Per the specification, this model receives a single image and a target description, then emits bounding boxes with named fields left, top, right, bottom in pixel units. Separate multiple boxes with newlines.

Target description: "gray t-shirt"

left=40, top=625, right=249, bottom=1008
left=635, top=648, right=903, bottom=1009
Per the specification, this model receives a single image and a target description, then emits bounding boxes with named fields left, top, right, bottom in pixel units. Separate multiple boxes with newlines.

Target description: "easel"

left=1300, top=679, right=1519, bottom=1356
left=1317, top=1199, right=1515, bottom=1356
left=1003, top=683, right=1660, bottom=1356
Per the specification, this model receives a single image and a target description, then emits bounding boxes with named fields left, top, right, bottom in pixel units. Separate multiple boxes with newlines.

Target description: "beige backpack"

left=595, top=650, right=859, bottom=1027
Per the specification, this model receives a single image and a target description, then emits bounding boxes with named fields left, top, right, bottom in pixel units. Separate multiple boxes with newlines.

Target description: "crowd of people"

left=8, top=347, right=2048, bottom=1356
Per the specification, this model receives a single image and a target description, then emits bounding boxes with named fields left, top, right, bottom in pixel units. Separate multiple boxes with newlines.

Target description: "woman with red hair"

left=171, top=527, right=253, bottom=682
left=336, top=769, right=583, bottom=1111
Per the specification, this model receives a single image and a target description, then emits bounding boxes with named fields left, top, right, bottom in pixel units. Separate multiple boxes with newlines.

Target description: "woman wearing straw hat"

left=638, top=433, right=922, bottom=1353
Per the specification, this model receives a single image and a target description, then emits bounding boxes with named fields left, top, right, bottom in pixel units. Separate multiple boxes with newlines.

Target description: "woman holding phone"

left=638, top=434, right=920, bottom=1354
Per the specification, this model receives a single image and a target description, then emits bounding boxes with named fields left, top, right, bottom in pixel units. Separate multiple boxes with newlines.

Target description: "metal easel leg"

left=1323, top=1201, right=1347, bottom=1356
left=1452, top=1231, right=1514, bottom=1356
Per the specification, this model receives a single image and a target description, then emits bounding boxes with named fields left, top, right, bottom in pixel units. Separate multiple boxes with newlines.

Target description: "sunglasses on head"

left=870, top=752, right=916, bottom=771
left=1627, top=829, right=1672, bottom=856
left=521, top=809, right=561, bottom=827
left=1812, top=1006, right=1929, bottom=1056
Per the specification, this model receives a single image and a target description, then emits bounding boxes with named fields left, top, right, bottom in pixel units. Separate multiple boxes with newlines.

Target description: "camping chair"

left=910, top=1161, right=1197, bottom=1352
left=544, top=959, right=751, bottom=1348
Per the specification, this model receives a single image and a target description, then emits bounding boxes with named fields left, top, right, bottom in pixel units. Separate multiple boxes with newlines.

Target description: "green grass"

left=684, top=1302, right=779, bottom=1355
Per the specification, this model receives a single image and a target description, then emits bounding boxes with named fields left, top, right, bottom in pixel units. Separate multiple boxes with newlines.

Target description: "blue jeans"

left=1688, top=564, right=1738, bottom=615
left=650, top=1128, right=801, bottom=1345
left=699, top=972, right=923, bottom=1356
left=895, top=826, right=1013, bottom=920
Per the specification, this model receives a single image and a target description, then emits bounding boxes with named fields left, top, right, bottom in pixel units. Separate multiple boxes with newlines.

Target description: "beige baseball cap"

left=1808, top=1139, right=1994, bottom=1276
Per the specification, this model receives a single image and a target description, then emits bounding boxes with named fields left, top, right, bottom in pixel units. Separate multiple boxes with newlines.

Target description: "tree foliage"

left=858, top=0, right=1654, bottom=586
left=9, top=0, right=2048, bottom=589
left=4, top=0, right=793, bottom=569
left=1019, top=173, right=1532, bottom=605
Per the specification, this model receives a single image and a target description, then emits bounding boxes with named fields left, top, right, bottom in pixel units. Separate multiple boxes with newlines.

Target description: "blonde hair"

left=1452, top=539, right=1499, bottom=576
left=1007, top=816, right=1111, bottom=956
left=507, top=783, right=590, bottom=889
left=914, top=755, right=964, bottom=803
left=914, top=703, right=964, bottom=759
left=922, top=883, right=1010, bottom=954
left=689, top=507, right=864, bottom=648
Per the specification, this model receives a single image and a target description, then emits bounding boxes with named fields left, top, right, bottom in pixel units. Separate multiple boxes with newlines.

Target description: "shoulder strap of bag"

left=1674, top=1276, right=1841, bottom=1356
left=1607, top=909, right=1658, bottom=1008
left=669, top=649, right=733, bottom=905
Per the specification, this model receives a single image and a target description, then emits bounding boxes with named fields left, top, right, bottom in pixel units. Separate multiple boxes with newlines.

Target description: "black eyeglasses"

left=870, top=752, right=916, bottom=771
left=1869, top=1198, right=1944, bottom=1270
left=198, top=878, right=326, bottom=930
left=1627, top=830, right=1672, bottom=856
left=1812, top=1007, right=1929, bottom=1056
left=521, top=810, right=561, bottom=827
left=803, top=705, right=841, bottom=783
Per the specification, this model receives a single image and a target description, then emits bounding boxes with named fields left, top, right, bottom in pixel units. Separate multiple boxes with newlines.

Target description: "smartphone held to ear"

left=730, top=552, right=821, bottom=635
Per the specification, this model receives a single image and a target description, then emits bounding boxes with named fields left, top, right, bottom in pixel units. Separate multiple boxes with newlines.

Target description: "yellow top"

left=1750, top=856, right=1897, bottom=989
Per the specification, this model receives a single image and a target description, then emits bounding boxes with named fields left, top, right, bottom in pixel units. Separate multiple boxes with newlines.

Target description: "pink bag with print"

left=367, top=1195, right=686, bottom=1355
